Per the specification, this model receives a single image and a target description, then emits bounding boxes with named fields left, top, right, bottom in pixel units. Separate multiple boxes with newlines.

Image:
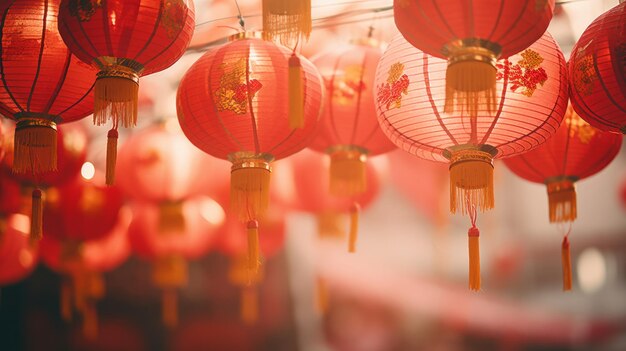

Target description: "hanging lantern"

left=503, top=106, right=622, bottom=290
left=393, top=0, right=555, bottom=118
left=129, top=197, right=223, bottom=328
left=375, top=32, right=568, bottom=290
left=39, top=207, right=131, bottom=339
left=176, top=32, right=322, bottom=266
left=57, top=0, right=195, bottom=184
left=0, top=214, right=38, bottom=286
left=116, top=121, right=229, bottom=234
left=569, top=1, right=626, bottom=134
left=1, top=123, right=89, bottom=241
left=309, top=39, right=396, bottom=198
left=0, top=0, right=95, bottom=175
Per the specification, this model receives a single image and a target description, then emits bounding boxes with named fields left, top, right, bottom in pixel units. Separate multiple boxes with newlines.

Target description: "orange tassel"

left=12, top=118, right=57, bottom=174
left=288, top=54, right=304, bottom=129
left=158, top=201, right=186, bottom=235
left=247, top=220, right=260, bottom=276
left=30, top=188, right=43, bottom=242
left=328, top=147, right=367, bottom=197
left=348, top=203, right=360, bottom=253
left=241, top=286, right=258, bottom=324
left=94, top=65, right=139, bottom=128
left=468, top=226, right=481, bottom=291
left=162, top=289, right=179, bottom=328
left=546, top=179, right=577, bottom=223
left=449, top=148, right=495, bottom=214
left=262, top=0, right=312, bottom=46
left=315, top=276, right=329, bottom=314
left=230, top=156, right=272, bottom=222
left=562, top=236, right=572, bottom=291
left=82, top=302, right=98, bottom=340
left=61, top=279, right=73, bottom=322
left=106, top=129, right=118, bottom=186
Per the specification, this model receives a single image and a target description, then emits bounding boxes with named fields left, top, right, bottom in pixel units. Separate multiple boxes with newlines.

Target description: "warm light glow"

left=81, top=162, right=96, bottom=180
left=12, top=214, right=30, bottom=235
left=198, top=197, right=226, bottom=225
left=577, top=247, right=606, bottom=294
left=19, top=249, right=34, bottom=268
left=110, top=11, right=117, bottom=26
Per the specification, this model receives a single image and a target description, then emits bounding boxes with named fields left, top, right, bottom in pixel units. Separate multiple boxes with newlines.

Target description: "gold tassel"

left=329, top=147, right=367, bottom=197
left=316, top=211, right=346, bottom=239
left=162, top=289, right=179, bottom=328
left=247, top=220, right=260, bottom=276
left=13, top=118, right=57, bottom=174
left=151, top=255, right=189, bottom=289
left=230, top=157, right=272, bottom=222
left=86, top=271, right=105, bottom=300
left=241, top=286, right=259, bottom=324
left=315, top=276, right=329, bottom=314
left=94, top=67, right=139, bottom=128
left=449, top=149, right=495, bottom=214
left=289, top=54, right=304, bottom=129
left=444, top=47, right=497, bottom=117
left=348, top=203, right=360, bottom=253
left=158, top=201, right=186, bottom=235
left=105, top=129, right=118, bottom=186
left=546, top=179, right=577, bottom=223
left=561, top=236, right=572, bottom=291
left=468, top=226, right=481, bottom=291
left=61, top=279, right=73, bottom=322
left=82, top=302, right=99, bottom=341
left=30, top=188, right=43, bottom=242
left=262, top=0, right=312, bottom=46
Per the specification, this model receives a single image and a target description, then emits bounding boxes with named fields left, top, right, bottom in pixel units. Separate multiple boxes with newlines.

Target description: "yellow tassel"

left=73, top=272, right=87, bottom=313
left=82, top=303, right=99, bottom=341
left=348, top=203, right=360, bottom=253
left=94, top=71, right=139, bottom=128
left=329, top=147, right=367, bottom=197
left=30, top=188, right=43, bottom=242
left=315, top=276, right=329, bottom=314
left=444, top=49, right=497, bottom=117
left=449, top=149, right=495, bottom=214
left=230, top=158, right=271, bottom=222
left=13, top=118, right=57, bottom=174
left=86, top=271, right=105, bottom=300
left=162, top=289, right=179, bottom=328
left=316, top=211, right=346, bottom=239
left=152, top=255, right=189, bottom=289
left=468, top=227, right=481, bottom=291
left=158, top=201, right=186, bottom=235
left=105, top=129, right=118, bottom=186
left=229, top=254, right=263, bottom=287
left=546, top=179, right=577, bottom=223
left=247, top=220, right=260, bottom=276
left=61, top=279, right=73, bottom=322
left=562, top=236, right=572, bottom=291
left=241, top=286, right=259, bottom=324
left=289, top=54, right=304, bottom=129
left=262, top=0, right=312, bottom=46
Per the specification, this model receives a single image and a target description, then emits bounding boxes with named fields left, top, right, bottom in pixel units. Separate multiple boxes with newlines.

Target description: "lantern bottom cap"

left=448, top=147, right=495, bottom=214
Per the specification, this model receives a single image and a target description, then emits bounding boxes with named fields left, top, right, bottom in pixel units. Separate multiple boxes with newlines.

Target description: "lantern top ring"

left=443, top=144, right=497, bottom=161
left=15, top=117, right=58, bottom=131
left=326, top=144, right=369, bottom=157
left=229, top=31, right=263, bottom=42
left=442, top=38, right=502, bottom=60
left=14, top=112, right=61, bottom=125
left=544, top=176, right=579, bottom=186
left=95, top=56, right=145, bottom=76
left=229, top=152, right=274, bottom=172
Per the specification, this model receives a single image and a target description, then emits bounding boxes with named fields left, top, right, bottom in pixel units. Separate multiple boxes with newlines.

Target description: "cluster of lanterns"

left=0, top=0, right=625, bottom=338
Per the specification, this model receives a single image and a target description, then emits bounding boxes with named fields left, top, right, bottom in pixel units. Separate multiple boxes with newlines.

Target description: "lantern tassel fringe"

left=13, top=124, right=57, bottom=174
left=241, top=286, right=259, bottom=324
left=30, top=188, right=43, bottom=242
left=158, top=201, right=186, bottom=235
left=329, top=151, right=366, bottom=197
left=106, top=129, right=118, bottom=186
left=231, top=167, right=271, bottom=222
left=449, top=155, right=494, bottom=214
left=262, top=0, right=312, bottom=46
left=348, top=203, right=360, bottom=253
left=289, top=54, right=304, bottom=129
left=562, top=236, right=572, bottom=291
left=94, top=76, right=138, bottom=128
left=444, top=60, right=496, bottom=117
left=547, top=181, right=577, bottom=223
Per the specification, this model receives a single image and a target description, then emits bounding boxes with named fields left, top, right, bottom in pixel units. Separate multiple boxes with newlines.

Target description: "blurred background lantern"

left=39, top=207, right=132, bottom=339
left=0, top=0, right=95, bottom=174
left=1, top=123, right=89, bottom=241
left=128, top=196, right=224, bottom=327
left=177, top=32, right=323, bottom=274
left=57, top=0, right=196, bottom=184
left=262, top=0, right=312, bottom=47
left=375, top=31, right=568, bottom=290
left=568, top=1, right=626, bottom=135
left=393, top=0, right=555, bottom=119
left=504, top=106, right=622, bottom=290
left=0, top=214, right=38, bottom=286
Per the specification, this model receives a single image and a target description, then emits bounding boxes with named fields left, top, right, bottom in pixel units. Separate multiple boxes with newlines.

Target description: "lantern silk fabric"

left=569, top=1, right=626, bottom=134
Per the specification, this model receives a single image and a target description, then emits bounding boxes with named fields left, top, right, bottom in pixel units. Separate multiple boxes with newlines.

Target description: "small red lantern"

left=375, top=32, right=568, bottom=290
left=504, top=106, right=622, bottom=290
left=309, top=39, right=396, bottom=197
left=57, top=0, right=195, bottom=184
left=393, top=0, right=555, bottom=118
left=128, top=197, right=223, bottom=327
left=0, top=0, right=95, bottom=174
left=0, top=214, right=38, bottom=286
left=569, top=1, right=626, bottom=134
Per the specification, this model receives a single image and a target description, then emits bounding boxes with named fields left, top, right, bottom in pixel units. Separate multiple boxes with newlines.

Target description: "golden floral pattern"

left=68, top=0, right=102, bottom=22
left=573, top=43, right=597, bottom=97
left=496, top=49, right=548, bottom=97
left=331, top=65, right=366, bottom=105
left=214, top=58, right=262, bottom=115
left=162, top=0, right=186, bottom=39
left=567, top=113, right=596, bottom=144
left=377, top=62, right=409, bottom=110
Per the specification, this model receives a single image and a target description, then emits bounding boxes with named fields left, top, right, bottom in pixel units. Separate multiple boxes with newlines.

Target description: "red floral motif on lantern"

left=566, top=113, right=596, bottom=144
left=331, top=65, right=366, bottom=105
left=162, top=0, right=186, bottom=39
left=496, top=49, right=548, bottom=97
left=68, top=0, right=102, bottom=22
left=572, top=43, right=597, bottom=97
left=377, top=62, right=409, bottom=110
left=214, top=58, right=263, bottom=115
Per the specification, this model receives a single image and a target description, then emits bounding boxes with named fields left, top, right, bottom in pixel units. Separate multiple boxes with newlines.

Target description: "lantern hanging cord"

left=467, top=195, right=478, bottom=229
left=556, top=221, right=573, bottom=239
left=233, top=0, right=246, bottom=30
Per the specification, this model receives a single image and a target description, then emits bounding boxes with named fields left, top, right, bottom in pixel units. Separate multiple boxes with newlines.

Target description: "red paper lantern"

left=0, top=214, right=38, bottom=285
left=569, top=1, right=626, bottom=134
left=58, top=0, right=195, bottom=184
left=309, top=39, right=396, bottom=197
left=0, top=0, right=95, bottom=174
left=504, top=107, right=622, bottom=291
left=375, top=32, right=568, bottom=290
left=393, top=0, right=555, bottom=118
left=128, top=196, right=223, bottom=327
